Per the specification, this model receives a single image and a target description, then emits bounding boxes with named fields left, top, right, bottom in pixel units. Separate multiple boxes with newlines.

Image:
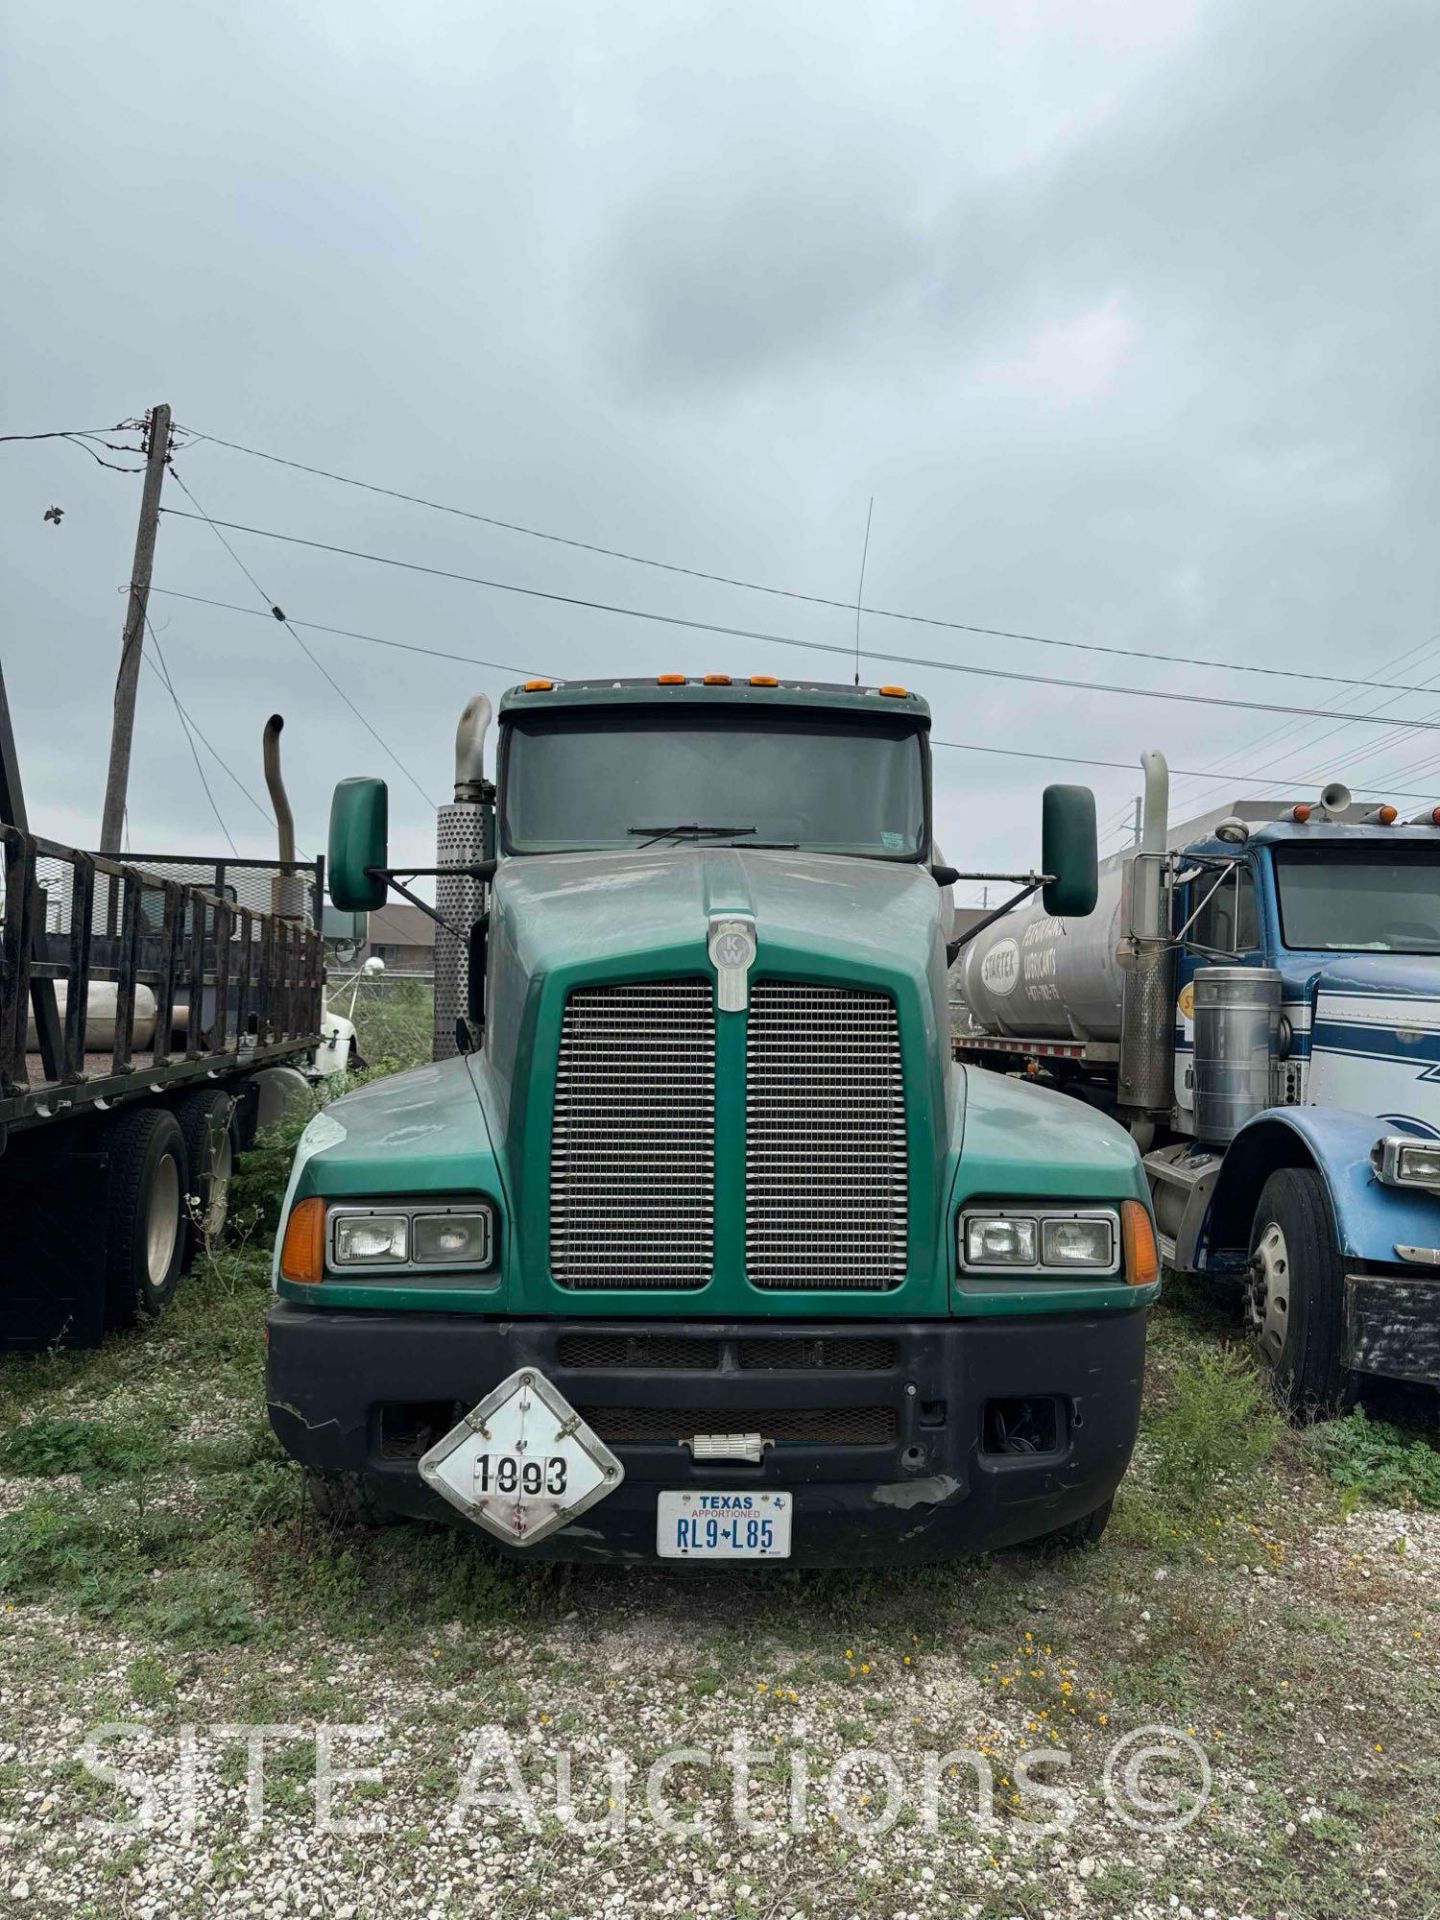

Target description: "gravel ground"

left=0, top=1263, right=1437, bottom=1920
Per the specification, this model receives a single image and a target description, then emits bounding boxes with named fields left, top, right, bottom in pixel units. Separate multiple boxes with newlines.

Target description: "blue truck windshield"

left=501, top=708, right=927, bottom=857
left=1275, top=845, right=1440, bottom=953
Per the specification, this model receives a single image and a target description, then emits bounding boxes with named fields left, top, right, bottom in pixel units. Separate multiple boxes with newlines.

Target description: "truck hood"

left=1304, top=954, right=1440, bottom=1140
left=488, top=845, right=944, bottom=984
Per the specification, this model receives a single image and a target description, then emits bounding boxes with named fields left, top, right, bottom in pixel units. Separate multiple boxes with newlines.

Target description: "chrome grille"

left=550, top=981, right=714, bottom=1288
left=746, top=981, right=907, bottom=1289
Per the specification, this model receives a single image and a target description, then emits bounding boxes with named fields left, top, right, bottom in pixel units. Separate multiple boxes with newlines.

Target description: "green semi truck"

left=267, top=674, right=1159, bottom=1564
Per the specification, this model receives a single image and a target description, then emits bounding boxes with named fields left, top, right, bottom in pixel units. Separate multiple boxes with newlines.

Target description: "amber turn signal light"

left=1121, top=1200, right=1159, bottom=1287
left=279, top=1196, right=327, bottom=1284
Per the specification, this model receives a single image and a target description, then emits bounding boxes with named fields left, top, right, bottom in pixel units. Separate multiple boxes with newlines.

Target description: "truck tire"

left=1035, top=1497, right=1113, bottom=1551
left=1246, top=1168, right=1352, bottom=1419
left=174, top=1089, right=236, bottom=1265
left=103, top=1107, right=190, bottom=1323
left=304, top=1469, right=401, bottom=1529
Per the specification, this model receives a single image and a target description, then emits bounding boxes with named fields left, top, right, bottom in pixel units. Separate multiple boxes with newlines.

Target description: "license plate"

left=656, top=1490, right=792, bottom=1559
left=418, top=1369, right=623, bottom=1548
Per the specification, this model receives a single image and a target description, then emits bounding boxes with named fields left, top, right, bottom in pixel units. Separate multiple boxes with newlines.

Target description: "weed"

left=0, top=1417, right=167, bottom=1483
left=1306, top=1408, right=1440, bottom=1512
left=1145, top=1345, right=1282, bottom=1510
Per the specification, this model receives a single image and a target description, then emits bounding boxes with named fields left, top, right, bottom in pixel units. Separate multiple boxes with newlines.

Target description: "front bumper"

left=1346, top=1273, right=1440, bottom=1388
left=266, top=1306, right=1148, bottom=1565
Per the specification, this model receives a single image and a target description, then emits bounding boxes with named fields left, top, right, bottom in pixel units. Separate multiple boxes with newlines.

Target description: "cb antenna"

left=852, top=494, right=874, bottom=688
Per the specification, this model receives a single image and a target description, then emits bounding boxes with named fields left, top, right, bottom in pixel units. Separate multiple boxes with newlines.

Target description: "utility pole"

left=99, top=403, right=171, bottom=853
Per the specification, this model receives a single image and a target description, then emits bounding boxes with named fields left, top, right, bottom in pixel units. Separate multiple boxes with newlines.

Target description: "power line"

left=148, top=580, right=1440, bottom=802
left=932, top=739, right=1440, bottom=802
left=151, top=587, right=545, bottom=678
left=142, top=616, right=238, bottom=853
left=182, top=424, right=1440, bottom=701
left=165, top=471, right=436, bottom=808
left=157, top=505, right=1440, bottom=738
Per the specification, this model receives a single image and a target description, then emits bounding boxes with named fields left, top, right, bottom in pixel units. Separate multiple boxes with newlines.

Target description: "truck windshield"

left=501, top=708, right=926, bottom=857
left=1274, top=845, right=1440, bottom=953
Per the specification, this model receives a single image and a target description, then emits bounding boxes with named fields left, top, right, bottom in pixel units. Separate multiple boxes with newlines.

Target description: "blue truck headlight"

left=1371, top=1137, right=1440, bottom=1191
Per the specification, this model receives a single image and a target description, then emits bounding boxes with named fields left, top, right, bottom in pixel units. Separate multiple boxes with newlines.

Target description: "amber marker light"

left=749, top=674, right=778, bottom=687
left=522, top=678, right=553, bottom=691
left=279, top=1196, right=327, bottom=1284
left=1291, top=803, right=1311, bottom=822
left=878, top=684, right=908, bottom=697
left=1377, top=804, right=1398, bottom=825
left=1121, top=1201, right=1159, bottom=1287
left=656, top=673, right=687, bottom=685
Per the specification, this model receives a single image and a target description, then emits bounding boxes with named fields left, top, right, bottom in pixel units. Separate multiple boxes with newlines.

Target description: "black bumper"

left=266, top=1305, right=1148, bottom=1566
left=1346, top=1274, right=1440, bottom=1388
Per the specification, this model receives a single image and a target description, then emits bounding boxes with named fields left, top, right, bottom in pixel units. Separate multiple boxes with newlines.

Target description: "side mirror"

left=1041, top=784, right=1098, bottom=917
left=328, top=777, right=389, bottom=912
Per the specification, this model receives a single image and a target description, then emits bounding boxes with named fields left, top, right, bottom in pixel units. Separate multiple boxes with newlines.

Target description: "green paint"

left=283, top=679, right=1154, bottom=1324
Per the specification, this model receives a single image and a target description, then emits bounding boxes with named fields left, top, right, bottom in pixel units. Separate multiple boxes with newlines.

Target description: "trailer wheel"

left=103, top=1107, right=190, bottom=1323
left=174, top=1089, right=236, bottom=1264
left=1246, top=1168, right=1352, bottom=1419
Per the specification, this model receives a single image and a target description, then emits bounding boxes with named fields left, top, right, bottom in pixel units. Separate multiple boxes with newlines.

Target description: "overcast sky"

left=3, top=0, right=1437, bottom=903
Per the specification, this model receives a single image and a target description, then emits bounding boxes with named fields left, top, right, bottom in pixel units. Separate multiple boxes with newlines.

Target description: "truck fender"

left=1197, top=1107, right=1440, bottom=1273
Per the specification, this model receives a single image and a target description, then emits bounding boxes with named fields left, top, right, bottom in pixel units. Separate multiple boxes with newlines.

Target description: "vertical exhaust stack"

left=263, top=714, right=307, bottom=923
left=434, top=694, right=495, bottom=1061
left=1117, top=749, right=1175, bottom=1123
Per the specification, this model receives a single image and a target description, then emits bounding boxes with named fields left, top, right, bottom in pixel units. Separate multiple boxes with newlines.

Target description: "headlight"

left=333, top=1211, right=409, bottom=1265
left=327, top=1202, right=495, bottom=1273
left=1041, top=1216, right=1116, bottom=1269
left=1371, top=1136, right=1440, bottom=1190
left=960, top=1207, right=1121, bottom=1276
left=964, top=1215, right=1037, bottom=1267
left=411, top=1209, right=493, bottom=1265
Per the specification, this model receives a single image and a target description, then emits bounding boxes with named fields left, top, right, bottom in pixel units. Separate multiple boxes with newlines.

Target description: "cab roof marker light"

left=656, top=673, right=687, bottom=685
left=878, top=684, right=908, bottom=697
left=748, top=674, right=778, bottom=687
left=1367, top=804, right=1398, bottom=825
left=522, top=677, right=554, bottom=692
left=1290, top=803, right=1312, bottom=823
left=702, top=673, right=731, bottom=685
left=1409, top=806, right=1440, bottom=826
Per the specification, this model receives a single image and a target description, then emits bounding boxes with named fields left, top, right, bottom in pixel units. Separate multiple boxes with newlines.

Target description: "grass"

left=0, top=1058, right=1436, bottom=1914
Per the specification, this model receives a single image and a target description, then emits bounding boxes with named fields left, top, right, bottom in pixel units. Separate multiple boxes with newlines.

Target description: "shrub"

left=1306, top=1408, right=1440, bottom=1512
left=1145, top=1346, right=1282, bottom=1509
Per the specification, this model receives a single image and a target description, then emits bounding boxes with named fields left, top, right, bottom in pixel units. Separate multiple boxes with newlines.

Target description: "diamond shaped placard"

left=418, top=1368, right=624, bottom=1547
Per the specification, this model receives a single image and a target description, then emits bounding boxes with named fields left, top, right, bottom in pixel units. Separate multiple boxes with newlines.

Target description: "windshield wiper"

left=628, top=823, right=758, bottom=850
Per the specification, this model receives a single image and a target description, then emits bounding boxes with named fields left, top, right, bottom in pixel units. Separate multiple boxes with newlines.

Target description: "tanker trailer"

left=955, top=746, right=1440, bottom=1417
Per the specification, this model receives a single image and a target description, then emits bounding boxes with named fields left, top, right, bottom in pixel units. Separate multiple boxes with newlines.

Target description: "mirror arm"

left=945, top=877, right=1047, bottom=966
left=374, top=871, right=473, bottom=943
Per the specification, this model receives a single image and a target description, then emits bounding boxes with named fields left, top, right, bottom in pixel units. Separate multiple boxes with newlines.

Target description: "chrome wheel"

left=1246, top=1219, right=1290, bottom=1364
left=146, top=1152, right=182, bottom=1287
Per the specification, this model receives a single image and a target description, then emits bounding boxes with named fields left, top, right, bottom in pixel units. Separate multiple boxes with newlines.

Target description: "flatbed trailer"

left=0, top=828, right=324, bottom=1346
